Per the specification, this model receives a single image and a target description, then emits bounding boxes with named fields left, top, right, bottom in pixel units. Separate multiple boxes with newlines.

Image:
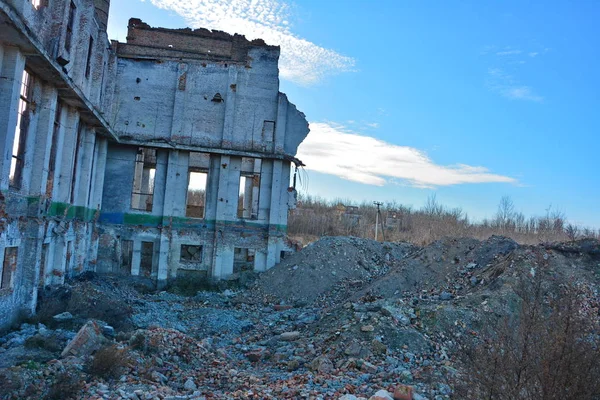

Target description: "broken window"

left=85, top=36, right=94, bottom=78
left=186, top=152, right=209, bottom=218
left=39, top=244, right=48, bottom=287
left=46, top=102, right=62, bottom=197
left=30, top=0, right=44, bottom=9
left=140, top=241, right=153, bottom=277
left=10, top=69, right=34, bottom=190
left=131, top=148, right=156, bottom=211
left=180, top=245, right=202, bottom=263
left=238, top=158, right=261, bottom=219
left=120, top=240, right=133, bottom=274
left=233, top=248, right=254, bottom=273
left=1, top=247, right=18, bottom=290
left=65, top=1, right=76, bottom=51
left=65, top=241, right=74, bottom=276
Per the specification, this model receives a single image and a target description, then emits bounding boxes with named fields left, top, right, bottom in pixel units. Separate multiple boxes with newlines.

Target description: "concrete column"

left=266, top=160, right=283, bottom=269
left=56, top=108, right=78, bottom=202
left=88, top=137, right=107, bottom=209
left=211, top=155, right=232, bottom=278
left=274, top=93, right=289, bottom=154
left=157, top=150, right=179, bottom=284
left=131, top=240, right=142, bottom=276
left=0, top=47, right=25, bottom=191
left=29, top=86, right=58, bottom=195
left=221, top=69, right=238, bottom=147
left=75, top=129, right=96, bottom=206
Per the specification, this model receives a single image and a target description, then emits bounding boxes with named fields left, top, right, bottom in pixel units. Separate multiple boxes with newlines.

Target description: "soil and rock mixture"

left=1, top=236, right=599, bottom=400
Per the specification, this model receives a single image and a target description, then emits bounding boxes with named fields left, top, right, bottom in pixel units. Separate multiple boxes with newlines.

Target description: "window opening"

left=180, top=245, right=202, bottom=263
left=10, top=69, right=34, bottom=189
left=140, top=241, right=154, bottom=277
left=238, top=158, right=261, bottom=219
left=85, top=36, right=94, bottom=78
left=233, top=248, right=254, bottom=273
left=31, top=0, right=44, bottom=9
left=131, top=148, right=156, bottom=211
left=120, top=240, right=133, bottom=274
left=1, top=247, right=18, bottom=290
left=65, top=241, right=74, bottom=277
left=65, top=1, right=76, bottom=51
left=46, top=102, right=62, bottom=197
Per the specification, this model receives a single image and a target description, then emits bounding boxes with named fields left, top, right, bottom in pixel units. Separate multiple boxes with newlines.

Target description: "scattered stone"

left=393, top=384, right=414, bottom=400
left=369, top=390, right=394, bottom=400
left=361, top=325, right=375, bottom=332
left=53, top=312, right=73, bottom=322
left=183, top=378, right=197, bottom=391
left=60, top=320, right=106, bottom=357
left=279, top=331, right=300, bottom=341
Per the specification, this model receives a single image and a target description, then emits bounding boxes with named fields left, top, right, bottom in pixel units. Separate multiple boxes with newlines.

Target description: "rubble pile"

left=1, top=236, right=599, bottom=399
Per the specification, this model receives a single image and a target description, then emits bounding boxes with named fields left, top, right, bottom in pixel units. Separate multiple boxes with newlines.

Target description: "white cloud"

left=487, top=68, right=544, bottom=102
left=496, top=49, right=522, bottom=56
left=145, top=0, right=355, bottom=85
left=297, top=122, right=517, bottom=187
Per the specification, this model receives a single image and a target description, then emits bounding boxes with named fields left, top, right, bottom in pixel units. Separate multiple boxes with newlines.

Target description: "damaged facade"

left=0, top=0, right=309, bottom=329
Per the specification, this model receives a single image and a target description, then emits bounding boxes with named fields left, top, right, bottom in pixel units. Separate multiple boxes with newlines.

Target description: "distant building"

left=0, top=0, right=308, bottom=329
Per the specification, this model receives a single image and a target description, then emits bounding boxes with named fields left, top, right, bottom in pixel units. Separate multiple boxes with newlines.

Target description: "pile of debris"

left=0, top=235, right=598, bottom=399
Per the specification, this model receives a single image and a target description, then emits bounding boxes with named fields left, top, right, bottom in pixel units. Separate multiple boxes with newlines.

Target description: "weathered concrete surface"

left=0, top=2, right=308, bottom=329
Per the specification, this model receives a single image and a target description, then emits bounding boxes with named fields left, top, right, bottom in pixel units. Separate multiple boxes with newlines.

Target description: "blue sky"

left=107, top=0, right=599, bottom=229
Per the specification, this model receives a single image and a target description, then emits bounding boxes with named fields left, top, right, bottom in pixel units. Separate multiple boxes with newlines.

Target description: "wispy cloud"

left=143, top=0, right=355, bottom=85
left=496, top=49, right=522, bottom=56
left=487, top=68, right=544, bottom=102
left=297, top=122, right=517, bottom=187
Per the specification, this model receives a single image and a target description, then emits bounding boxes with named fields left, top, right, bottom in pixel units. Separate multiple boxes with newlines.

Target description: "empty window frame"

left=120, top=240, right=133, bottom=274
left=180, top=245, right=202, bottom=263
left=131, top=148, right=156, bottom=211
left=65, top=1, right=76, bottom=51
left=10, top=69, right=34, bottom=189
left=238, top=158, right=261, bottom=219
left=46, top=102, right=62, bottom=197
left=1, top=247, right=18, bottom=290
left=140, top=241, right=154, bottom=277
left=186, top=152, right=210, bottom=218
left=233, top=247, right=255, bottom=273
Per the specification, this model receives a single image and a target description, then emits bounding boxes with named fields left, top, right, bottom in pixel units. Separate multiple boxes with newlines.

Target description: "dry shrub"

left=454, top=273, right=600, bottom=400
left=87, top=344, right=131, bottom=379
left=44, top=371, right=84, bottom=400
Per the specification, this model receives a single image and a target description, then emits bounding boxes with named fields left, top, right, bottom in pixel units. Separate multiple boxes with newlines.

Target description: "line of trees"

left=288, top=194, right=598, bottom=245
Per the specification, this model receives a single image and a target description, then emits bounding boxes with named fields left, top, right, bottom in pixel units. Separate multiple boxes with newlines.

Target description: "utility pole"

left=374, top=201, right=383, bottom=241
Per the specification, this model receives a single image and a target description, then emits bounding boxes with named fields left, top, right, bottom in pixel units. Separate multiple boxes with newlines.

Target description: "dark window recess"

left=46, top=102, right=62, bottom=197
left=39, top=244, right=48, bottom=286
left=211, top=93, right=223, bottom=102
left=131, top=148, right=156, bottom=211
left=70, top=122, right=84, bottom=203
left=85, top=36, right=94, bottom=78
left=233, top=248, right=254, bottom=273
left=1, top=247, right=18, bottom=290
left=180, top=245, right=202, bottom=263
left=140, top=241, right=153, bottom=277
left=120, top=240, right=133, bottom=274
left=65, top=1, right=76, bottom=51
left=10, top=70, right=34, bottom=190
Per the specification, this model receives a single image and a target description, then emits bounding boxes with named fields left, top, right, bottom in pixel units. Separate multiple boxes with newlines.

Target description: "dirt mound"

left=254, top=236, right=416, bottom=304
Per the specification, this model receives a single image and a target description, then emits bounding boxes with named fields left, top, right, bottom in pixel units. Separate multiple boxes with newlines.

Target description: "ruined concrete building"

left=0, top=0, right=309, bottom=328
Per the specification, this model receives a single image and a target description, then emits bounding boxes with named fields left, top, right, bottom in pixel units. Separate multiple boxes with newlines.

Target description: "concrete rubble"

left=0, top=235, right=598, bottom=399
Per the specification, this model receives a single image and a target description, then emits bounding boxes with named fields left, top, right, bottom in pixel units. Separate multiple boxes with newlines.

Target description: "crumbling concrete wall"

left=0, top=0, right=116, bottom=330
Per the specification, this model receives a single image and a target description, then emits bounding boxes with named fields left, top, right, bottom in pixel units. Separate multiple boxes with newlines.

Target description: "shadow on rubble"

left=30, top=272, right=134, bottom=332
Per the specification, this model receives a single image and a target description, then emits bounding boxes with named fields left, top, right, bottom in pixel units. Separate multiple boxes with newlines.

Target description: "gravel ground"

left=1, top=236, right=598, bottom=400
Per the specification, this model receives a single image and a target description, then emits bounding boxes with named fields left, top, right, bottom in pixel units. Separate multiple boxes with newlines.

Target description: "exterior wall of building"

left=0, top=2, right=308, bottom=329
left=0, top=0, right=116, bottom=329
